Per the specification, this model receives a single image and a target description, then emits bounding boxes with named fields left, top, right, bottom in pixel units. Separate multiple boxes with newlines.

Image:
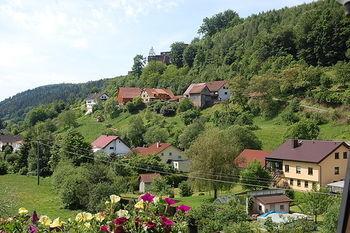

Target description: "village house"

left=183, top=80, right=230, bottom=108
left=140, top=88, right=176, bottom=104
left=116, top=87, right=142, bottom=105
left=234, top=149, right=270, bottom=169
left=139, top=173, right=161, bottom=193
left=85, top=93, right=109, bottom=114
left=91, top=135, right=131, bottom=156
left=134, top=142, right=189, bottom=172
left=0, top=135, right=23, bottom=152
left=266, top=139, right=350, bottom=191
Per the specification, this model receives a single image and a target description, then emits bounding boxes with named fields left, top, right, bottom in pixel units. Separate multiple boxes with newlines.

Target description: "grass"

left=0, top=174, right=77, bottom=219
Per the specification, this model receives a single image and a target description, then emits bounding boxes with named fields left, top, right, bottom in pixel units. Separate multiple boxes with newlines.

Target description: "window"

left=280, top=205, right=285, bottom=211
left=335, top=167, right=340, bottom=175
left=305, top=181, right=309, bottom=188
left=343, top=152, right=348, bottom=159
left=296, top=166, right=301, bottom=174
left=290, top=179, right=294, bottom=186
left=161, top=153, right=164, bottom=156
left=173, top=162, right=179, bottom=170
left=285, top=165, right=289, bottom=173
left=224, top=92, right=228, bottom=95
left=169, top=152, right=172, bottom=156
left=109, top=147, right=114, bottom=150
left=335, top=152, right=339, bottom=159
left=297, top=180, right=301, bottom=187
left=308, top=167, right=313, bottom=175
left=258, top=205, right=262, bottom=211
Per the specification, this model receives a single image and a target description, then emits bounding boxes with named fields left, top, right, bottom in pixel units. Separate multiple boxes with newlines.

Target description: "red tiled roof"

left=234, top=149, right=270, bottom=168
left=91, top=135, right=119, bottom=149
left=256, top=194, right=292, bottom=205
left=0, top=135, right=23, bottom=143
left=144, top=88, right=175, bottom=99
left=267, top=139, right=349, bottom=163
left=206, top=80, right=228, bottom=92
left=183, top=83, right=207, bottom=95
left=139, top=173, right=161, bottom=183
left=117, top=87, right=142, bottom=104
left=133, top=142, right=172, bottom=156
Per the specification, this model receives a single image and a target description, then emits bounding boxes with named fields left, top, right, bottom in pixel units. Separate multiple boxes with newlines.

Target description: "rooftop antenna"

left=149, top=47, right=156, bottom=56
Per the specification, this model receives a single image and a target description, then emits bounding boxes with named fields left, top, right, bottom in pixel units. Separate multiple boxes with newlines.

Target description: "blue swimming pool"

left=260, top=211, right=288, bottom=218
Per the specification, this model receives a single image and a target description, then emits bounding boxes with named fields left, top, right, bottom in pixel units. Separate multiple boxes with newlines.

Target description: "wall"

left=217, top=85, right=231, bottom=101
left=99, top=139, right=131, bottom=156
left=158, top=146, right=189, bottom=172
left=319, top=144, right=349, bottom=186
left=253, top=199, right=290, bottom=214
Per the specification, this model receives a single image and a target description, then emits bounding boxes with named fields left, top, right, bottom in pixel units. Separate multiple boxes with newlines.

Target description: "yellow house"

left=266, top=139, right=349, bottom=191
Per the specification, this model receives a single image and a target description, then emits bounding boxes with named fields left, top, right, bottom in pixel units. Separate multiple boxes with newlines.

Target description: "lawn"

left=0, top=174, right=77, bottom=219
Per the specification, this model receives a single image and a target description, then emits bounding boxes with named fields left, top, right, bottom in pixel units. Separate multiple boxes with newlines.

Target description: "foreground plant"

left=0, top=193, right=191, bottom=233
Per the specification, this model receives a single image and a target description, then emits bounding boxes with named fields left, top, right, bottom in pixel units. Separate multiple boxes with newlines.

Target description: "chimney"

left=157, top=142, right=161, bottom=148
left=291, top=139, right=299, bottom=148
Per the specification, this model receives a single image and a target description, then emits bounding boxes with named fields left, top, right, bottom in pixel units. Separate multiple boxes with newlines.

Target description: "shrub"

left=151, top=177, right=173, bottom=196
left=177, top=98, right=194, bottom=113
left=224, top=222, right=257, bottom=233
left=304, top=111, right=328, bottom=125
left=280, top=109, right=300, bottom=124
left=160, top=103, right=178, bottom=117
left=234, top=112, right=254, bottom=126
left=180, top=109, right=201, bottom=125
left=179, top=181, right=193, bottom=197
left=126, top=97, right=146, bottom=114
left=0, top=161, right=8, bottom=175
left=87, top=182, right=123, bottom=213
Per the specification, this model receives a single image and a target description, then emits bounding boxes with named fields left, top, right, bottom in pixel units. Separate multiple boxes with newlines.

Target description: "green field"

left=0, top=174, right=77, bottom=219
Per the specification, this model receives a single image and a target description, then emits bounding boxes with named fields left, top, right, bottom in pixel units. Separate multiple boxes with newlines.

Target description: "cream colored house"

left=140, top=88, right=175, bottom=104
left=266, top=139, right=349, bottom=191
left=134, top=142, right=189, bottom=172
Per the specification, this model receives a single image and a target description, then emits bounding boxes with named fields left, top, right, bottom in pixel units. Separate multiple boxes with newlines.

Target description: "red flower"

left=114, top=217, right=128, bottom=225
left=100, top=225, right=110, bottom=232
left=177, top=205, right=191, bottom=213
left=160, top=216, right=174, bottom=227
left=29, top=225, right=38, bottom=233
left=31, top=211, right=39, bottom=224
left=140, top=193, right=155, bottom=203
left=164, top=197, right=176, bottom=206
left=114, top=225, right=125, bottom=233
left=146, top=221, right=157, bottom=229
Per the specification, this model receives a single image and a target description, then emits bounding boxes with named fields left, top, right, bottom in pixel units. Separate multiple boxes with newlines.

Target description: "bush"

left=280, top=109, right=300, bottom=124
left=304, top=111, right=328, bottom=125
left=0, top=161, right=8, bottom=175
left=234, top=112, right=254, bottom=126
left=224, top=222, right=257, bottom=233
left=126, top=97, right=146, bottom=114
left=87, top=182, right=122, bottom=213
left=181, top=109, right=201, bottom=125
left=179, top=181, right=193, bottom=197
left=151, top=177, right=173, bottom=196
left=177, top=98, right=194, bottom=113
left=160, top=102, right=178, bottom=117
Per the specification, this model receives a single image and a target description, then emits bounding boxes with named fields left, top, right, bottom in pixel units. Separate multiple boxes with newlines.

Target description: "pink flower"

left=28, top=225, right=38, bottom=233
left=146, top=221, right=157, bottom=229
left=31, top=211, right=39, bottom=224
left=99, top=225, right=110, bottom=232
left=160, top=216, right=174, bottom=227
left=114, top=226, right=125, bottom=233
left=177, top=205, right=191, bottom=213
left=164, top=197, right=176, bottom=206
left=140, top=193, right=155, bottom=203
left=114, top=217, right=128, bottom=225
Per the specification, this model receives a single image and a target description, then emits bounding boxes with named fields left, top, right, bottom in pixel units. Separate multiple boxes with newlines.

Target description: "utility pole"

left=37, top=141, right=40, bottom=186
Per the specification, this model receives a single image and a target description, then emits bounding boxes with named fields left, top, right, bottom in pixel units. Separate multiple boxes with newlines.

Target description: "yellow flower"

left=134, top=200, right=144, bottom=209
left=110, top=195, right=121, bottom=204
left=105, top=201, right=110, bottom=205
left=18, top=208, right=28, bottom=215
left=39, top=215, right=52, bottom=227
left=94, top=212, right=106, bottom=222
left=75, top=212, right=93, bottom=222
left=50, top=217, right=65, bottom=228
left=84, top=222, right=91, bottom=229
left=117, top=210, right=130, bottom=219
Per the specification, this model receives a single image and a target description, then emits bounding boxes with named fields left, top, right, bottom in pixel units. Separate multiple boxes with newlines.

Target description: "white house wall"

left=217, top=86, right=231, bottom=101
left=97, top=139, right=131, bottom=156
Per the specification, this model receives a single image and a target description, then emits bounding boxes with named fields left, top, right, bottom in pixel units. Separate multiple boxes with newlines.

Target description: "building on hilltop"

left=0, top=135, right=23, bottom=152
left=266, top=139, right=350, bottom=191
left=116, top=87, right=142, bottom=105
left=85, top=93, right=109, bottom=114
left=91, top=135, right=131, bottom=156
left=147, top=47, right=171, bottom=65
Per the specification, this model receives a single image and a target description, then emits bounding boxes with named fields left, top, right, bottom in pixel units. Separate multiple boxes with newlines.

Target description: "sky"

left=0, top=0, right=314, bottom=101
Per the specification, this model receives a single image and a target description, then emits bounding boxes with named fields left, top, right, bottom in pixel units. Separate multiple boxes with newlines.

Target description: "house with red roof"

left=139, top=173, right=161, bottom=193
left=134, top=142, right=189, bottom=172
left=140, top=88, right=176, bottom=104
left=91, top=135, right=131, bottom=156
left=116, top=87, right=142, bottom=105
left=183, top=80, right=230, bottom=108
left=0, top=135, right=23, bottom=152
left=266, top=139, right=350, bottom=191
left=234, top=149, right=270, bottom=169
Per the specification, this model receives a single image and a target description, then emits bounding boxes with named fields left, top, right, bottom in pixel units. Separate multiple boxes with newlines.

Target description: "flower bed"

left=0, top=193, right=192, bottom=233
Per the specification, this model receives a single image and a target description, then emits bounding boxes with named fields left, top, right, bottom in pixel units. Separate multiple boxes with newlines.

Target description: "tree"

left=126, top=116, right=146, bottom=147
left=125, top=97, right=146, bottom=114
left=144, top=126, right=169, bottom=145
left=301, top=188, right=331, bottom=224
left=132, top=54, right=145, bottom=78
left=285, top=119, right=320, bottom=140
left=177, top=98, right=194, bottom=113
left=240, top=161, right=272, bottom=190
left=170, top=42, right=188, bottom=68
left=178, top=120, right=205, bottom=149
left=321, top=197, right=341, bottom=233
left=226, top=126, right=262, bottom=151
left=198, top=10, right=242, bottom=37
left=334, top=61, right=350, bottom=87
left=183, top=44, right=197, bottom=67
left=104, top=98, right=122, bottom=119
left=186, top=128, right=241, bottom=199
left=58, top=110, right=78, bottom=128
left=0, top=119, right=4, bottom=130
left=25, top=107, right=48, bottom=126
left=180, top=109, right=201, bottom=125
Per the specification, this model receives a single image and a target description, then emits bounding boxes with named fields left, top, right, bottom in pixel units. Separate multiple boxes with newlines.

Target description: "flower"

left=164, top=197, right=176, bottom=205
left=117, top=210, right=130, bottom=219
left=110, top=195, right=121, bottom=204
left=177, top=205, right=192, bottom=213
left=75, top=212, right=93, bottom=222
left=100, top=225, right=110, bottom=232
left=140, top=193, right=155, bottom=203
left=84, top=222, right=91, bottom=229
left=94, top=212, right=106, bottom=222
left=18, top=207, right=28, bottom=215
left=50, top=217, right=64, bottom=228
left=39, top=215, right=52, bottom=227
left=134, top=200, right=144, bottom=209
left=145, top=221, right=157, bottom=230
left=31, top=211, right=39, bottom=224
left=154, top=196, right=160, bottom=204
left=105, top=201, right=110, bottom=205
left=161, top=216, right=175, bottom=227
left=28, top=225, right=38, bottom=233
left=114, top=217, right=128, bottom=225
